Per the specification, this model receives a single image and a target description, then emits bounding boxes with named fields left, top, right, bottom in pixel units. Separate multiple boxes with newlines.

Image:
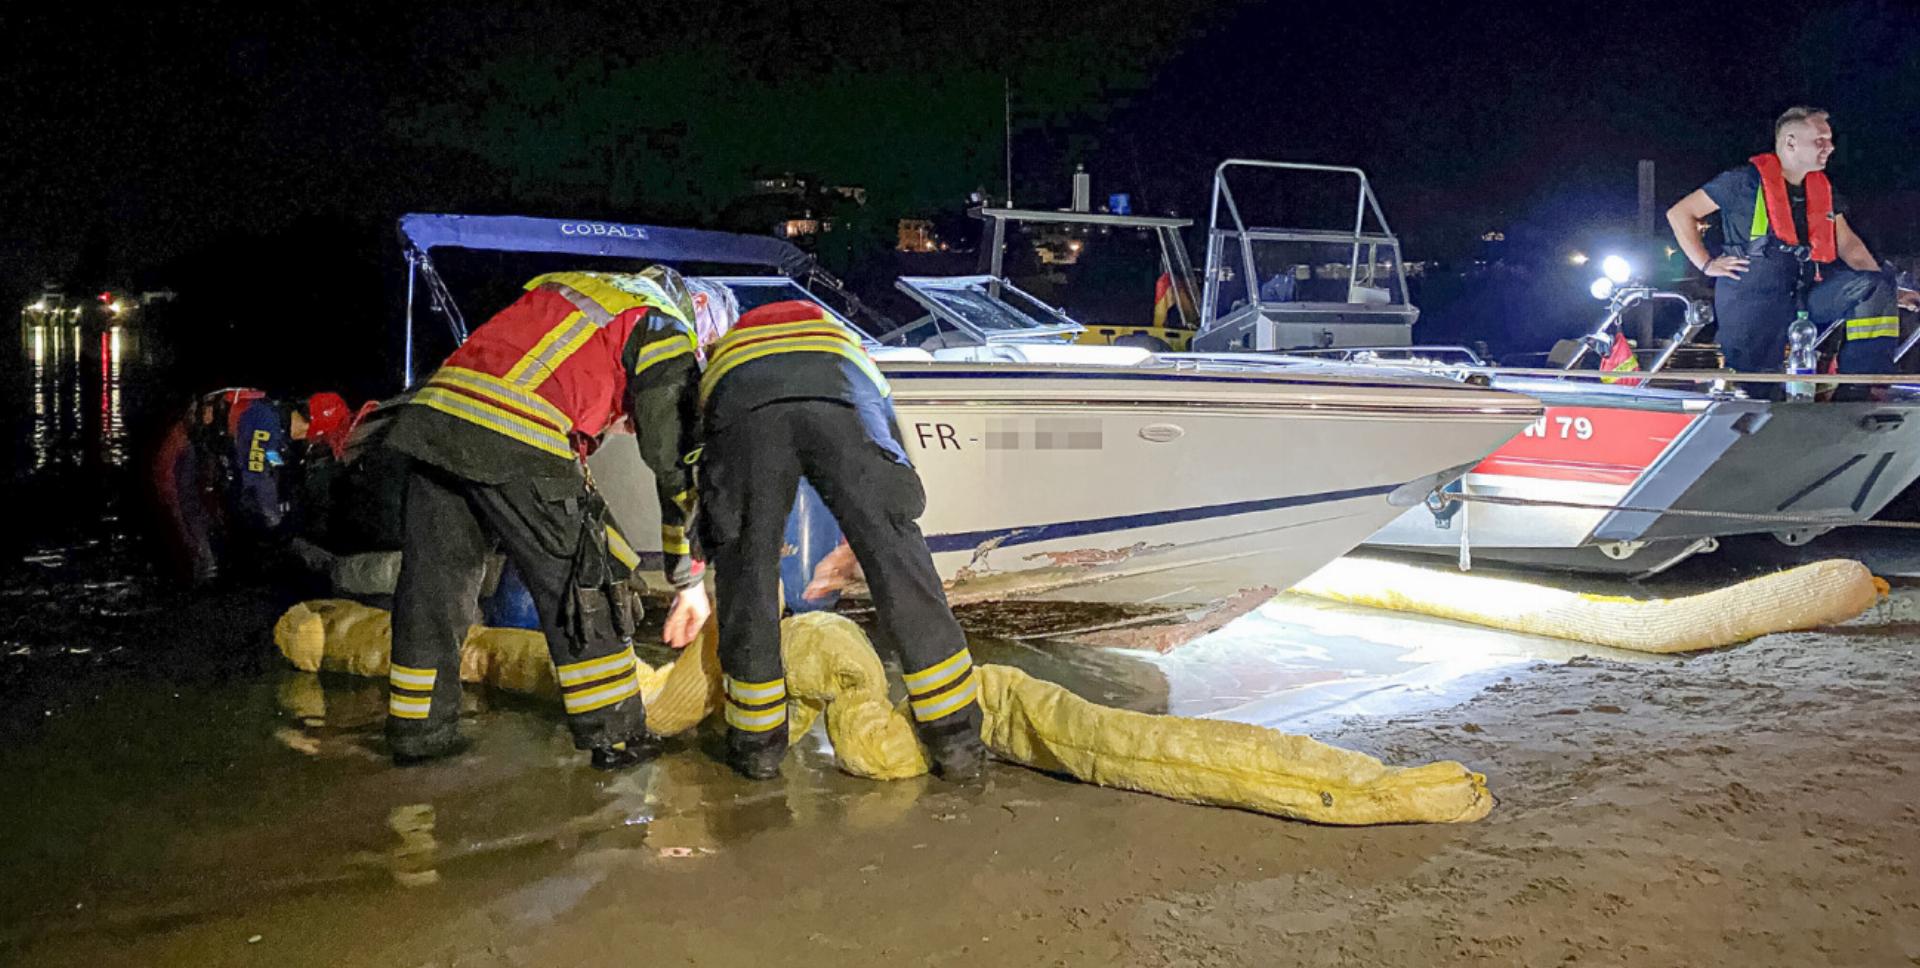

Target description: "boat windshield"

left=895, top=275, right=1084, bottom=343
left=698, top=275, right=878, bottom=347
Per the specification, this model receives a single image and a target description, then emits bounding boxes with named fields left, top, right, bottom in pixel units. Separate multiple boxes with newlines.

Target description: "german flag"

left=1152, top=272, right=1175, bottom=327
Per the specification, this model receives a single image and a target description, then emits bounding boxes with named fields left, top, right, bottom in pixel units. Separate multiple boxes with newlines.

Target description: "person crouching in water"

left=695, top=300, right=989, bottom=782
left=378, top=267, right=718, bottom=770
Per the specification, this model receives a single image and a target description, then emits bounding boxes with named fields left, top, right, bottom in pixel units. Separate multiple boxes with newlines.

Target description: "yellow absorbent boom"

left=1290, top=557, right=1883, bottom=654
left=274, top=603, right=1491, bottom=825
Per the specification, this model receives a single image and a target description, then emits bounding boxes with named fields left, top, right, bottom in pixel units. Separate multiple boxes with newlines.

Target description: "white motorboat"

left=397, top=214, right=1542, bottom=606
left=1170, top=161, right=1920, bottom=575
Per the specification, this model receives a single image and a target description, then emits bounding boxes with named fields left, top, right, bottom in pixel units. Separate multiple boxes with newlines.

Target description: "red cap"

left=306, top=392, right=352, bottom=458
left=733, top=300, right=831, bottom=331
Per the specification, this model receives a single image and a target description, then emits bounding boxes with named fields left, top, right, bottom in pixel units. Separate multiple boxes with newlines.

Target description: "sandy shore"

left=5, top=601, right=1918, bottom=967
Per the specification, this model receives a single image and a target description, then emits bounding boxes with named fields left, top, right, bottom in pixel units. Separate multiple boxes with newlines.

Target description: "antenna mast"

left=1003, top=76, right=1014, bottom=208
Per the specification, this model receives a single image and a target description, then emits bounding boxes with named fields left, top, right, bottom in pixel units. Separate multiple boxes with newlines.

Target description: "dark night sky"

left=6, top=0, right=1919, bottom=304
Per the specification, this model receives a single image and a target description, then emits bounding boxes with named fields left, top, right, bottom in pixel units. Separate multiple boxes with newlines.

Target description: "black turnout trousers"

left=386, top=461, right=645, bottom=757
left=698, top=400, right=983, bottom=755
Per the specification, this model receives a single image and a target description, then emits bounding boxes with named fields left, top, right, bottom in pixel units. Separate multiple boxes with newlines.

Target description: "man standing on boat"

left=379, top=267, right=725, bottom=770
left=694, top=300, right=988, bottom=782
left=1666, top=106, right=1918, bottom=397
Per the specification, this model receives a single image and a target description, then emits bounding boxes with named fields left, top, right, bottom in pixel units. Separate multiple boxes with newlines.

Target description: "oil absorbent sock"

left=274, top=603, right=1492, bottom=824
left=1289, top=557, right=1883, bottom=654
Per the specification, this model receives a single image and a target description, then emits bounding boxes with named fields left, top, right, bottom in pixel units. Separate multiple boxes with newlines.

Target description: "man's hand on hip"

left=1703, top=255, right=1749, bottom=279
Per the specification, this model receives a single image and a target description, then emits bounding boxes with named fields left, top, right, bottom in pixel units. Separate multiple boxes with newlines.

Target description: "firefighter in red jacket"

left=695, top=300, right=988, bottom=782
left=380, top=266, right=717, bottom=769
left=1667, top=106, right=1919, bottom=396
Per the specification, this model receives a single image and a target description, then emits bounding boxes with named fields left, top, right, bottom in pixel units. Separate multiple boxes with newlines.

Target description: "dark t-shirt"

left=1701, top=163, right=1849, bottom=249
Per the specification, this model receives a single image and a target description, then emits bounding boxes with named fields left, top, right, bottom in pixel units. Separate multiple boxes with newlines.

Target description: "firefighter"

left=1667, top=106, right=1919, bottom=397
left=379, top=267, right=721, bottom=770
left=695, top=300, right=988, bottom=782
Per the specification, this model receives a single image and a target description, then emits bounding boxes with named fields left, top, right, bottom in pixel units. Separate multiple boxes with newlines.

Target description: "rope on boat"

left=1436, top=491, right=1920, bottom=530
left=1451, top=366, right=1920, bottom=385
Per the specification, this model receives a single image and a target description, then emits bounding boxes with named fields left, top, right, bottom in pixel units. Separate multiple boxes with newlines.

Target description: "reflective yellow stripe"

left=414, top=388, right=576, bottom=461
left=710, top=318, right=848, bottom=353
left=433, top=366, right=572, bottom=430
left=634, top=337, right=695, bottom=374
left=505, top=312, right=597, bottom=388
left=700, top=338, right=889, bottom=405
left=529, top=272, right=692, bottom=327
left=502, top=310, right=587, bottom=384
left=660, top=524, right=690, bottom=556
left=904, top=649, right=972, bottom=696
left=389, top=665, right=437, bottom=689
left=606, top=526, right=640, bottom=570
left=910, top=670, right=980, bottom=723
left=1750, top=182, right=1769, bottom=241
left=724, top=676, right=786, bottom=704
left=389, top=695, right=433, bottom=719
left=564, top=671, right=641, bottom=715
left=1846, top=316, right=1900, bottom=341
left=556, top=647, right=637, bottom=688
left=725, top=703, right=788, bottom=732
left=671, top=489, right=694, bottom=515
left=1600, top=355, right=1640, bottom=385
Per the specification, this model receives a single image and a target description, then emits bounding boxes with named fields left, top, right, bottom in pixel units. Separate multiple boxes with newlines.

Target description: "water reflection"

left=30, top=324, right=49, bottom=470
left=102, top=327, right=125, bottom=466
left=19, top=320, right=132, bottom=473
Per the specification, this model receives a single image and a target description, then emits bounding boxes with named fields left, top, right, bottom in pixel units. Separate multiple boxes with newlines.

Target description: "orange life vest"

left=1748, top=153, right=1836, bottom=263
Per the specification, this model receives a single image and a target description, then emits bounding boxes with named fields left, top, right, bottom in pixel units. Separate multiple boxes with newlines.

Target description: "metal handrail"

left=1199, top=159, right=1413, bottom=336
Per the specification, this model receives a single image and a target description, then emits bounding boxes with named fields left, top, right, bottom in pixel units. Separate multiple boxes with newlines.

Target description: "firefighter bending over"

left=379, top=267, right=722, bottom=770
left=695, top=300, right=989, bottom=782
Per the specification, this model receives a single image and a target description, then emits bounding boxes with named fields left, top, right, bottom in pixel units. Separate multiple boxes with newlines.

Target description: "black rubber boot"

left=589, top=732, right=665, bottom=772
left=928, top=735, right=988, bottom=783
left=725, top=730, right=787, bottom=780
left=390, top=731, right=470, bottom=767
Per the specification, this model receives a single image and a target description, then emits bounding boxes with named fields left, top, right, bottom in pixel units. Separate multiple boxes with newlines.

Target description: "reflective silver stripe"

left=390, top=695, right=433, bottom=719
left=557, top=648, right=637, bottom=687
left=432, top=367, right=573, bottom=430
left=413, top=388, right=576, bottom=460
left=700, top=338, right=888, bottom=405
left=904, top=649, right=971, bottom=696
left=910, top=671, right=980, bottom=723
left=725, top=676, right=787, bottom=704
left=606, top=527, right=640, bottom=569
left=725, top=703, right=788, bottom=732
left=389, top=665, right=437, bottom=689
left=510, top=314, right=598, bottom=388
left=539, top=282, right=614, bottom=326
left=563, top=672, right=641, bottom=714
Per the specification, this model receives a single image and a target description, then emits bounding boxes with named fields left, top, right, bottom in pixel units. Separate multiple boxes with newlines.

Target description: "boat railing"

left=1562, top=285, right=1711, bottom=375
left=1194, top=160, right=1419, bottom=352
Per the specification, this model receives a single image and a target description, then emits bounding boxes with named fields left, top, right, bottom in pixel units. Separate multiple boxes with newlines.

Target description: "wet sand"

left=4, top=585, right=1918, bottom=967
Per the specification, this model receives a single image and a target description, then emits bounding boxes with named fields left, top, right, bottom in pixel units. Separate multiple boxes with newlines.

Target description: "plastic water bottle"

left=1785, top=312, right=1817, bottom=401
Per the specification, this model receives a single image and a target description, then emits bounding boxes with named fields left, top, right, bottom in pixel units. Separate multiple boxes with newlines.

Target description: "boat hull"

left=593, top=363, right=1539, bottom=605
left=1367, top=384, right=1920, bottom=574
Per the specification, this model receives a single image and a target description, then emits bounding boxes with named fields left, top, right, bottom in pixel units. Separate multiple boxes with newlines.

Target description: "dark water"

left=1, top=321, right=183, bottom=723
left=0, top=325, right=1174, bottom=960
left=4, top=311, right=1904, bottom=963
